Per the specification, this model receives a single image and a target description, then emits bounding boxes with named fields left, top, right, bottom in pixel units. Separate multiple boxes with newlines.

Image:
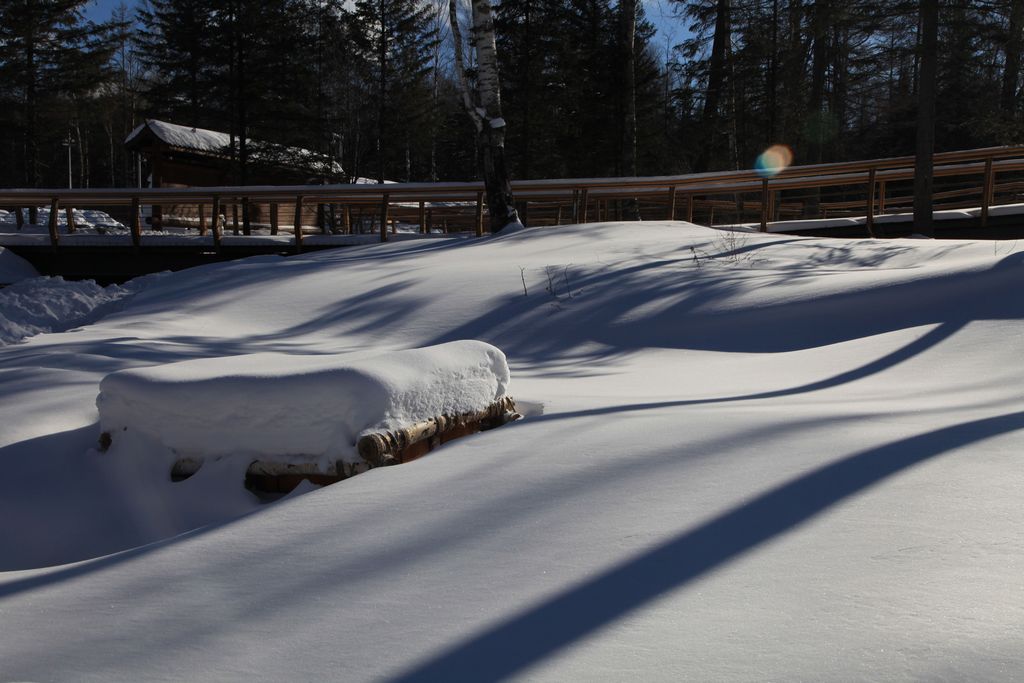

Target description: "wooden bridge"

left=4, top=145, right=1024, bottom=282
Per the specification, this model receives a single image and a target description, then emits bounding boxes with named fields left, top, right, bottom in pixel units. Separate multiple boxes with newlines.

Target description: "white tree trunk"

left=471, top=0, right=502, bottom=128
left=449, top=0, right=521, bottom=232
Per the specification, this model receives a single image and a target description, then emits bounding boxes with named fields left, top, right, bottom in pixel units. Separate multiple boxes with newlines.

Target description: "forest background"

left=1, top=0, right=1020, bottom=191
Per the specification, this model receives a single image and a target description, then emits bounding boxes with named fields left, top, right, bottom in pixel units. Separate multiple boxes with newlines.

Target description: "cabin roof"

left=125, top=119, right=343, bottom=176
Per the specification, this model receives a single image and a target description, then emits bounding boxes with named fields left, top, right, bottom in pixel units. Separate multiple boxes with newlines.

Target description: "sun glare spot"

left=755, top=144, right=794, bottom=178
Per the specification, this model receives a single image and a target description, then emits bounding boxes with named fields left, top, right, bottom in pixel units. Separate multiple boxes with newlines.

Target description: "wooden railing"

left=3, top=144, right=1024, bottom=250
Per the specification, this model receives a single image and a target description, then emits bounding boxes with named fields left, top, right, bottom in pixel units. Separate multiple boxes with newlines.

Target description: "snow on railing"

left=3, top=144, right=1024, bottom=249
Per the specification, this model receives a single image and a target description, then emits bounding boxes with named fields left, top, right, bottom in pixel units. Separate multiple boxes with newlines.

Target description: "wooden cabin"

left=124, top=119, right=343, bottom=229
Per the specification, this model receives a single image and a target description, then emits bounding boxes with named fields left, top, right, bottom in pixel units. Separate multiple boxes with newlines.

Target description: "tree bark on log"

left=358, top=396, right=518, bottom=467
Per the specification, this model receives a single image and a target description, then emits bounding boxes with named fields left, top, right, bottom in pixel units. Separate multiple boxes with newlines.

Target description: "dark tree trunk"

left=767, top=0, right=779, bottom=144
left=1002, top=0, right=1024, bottom=118
left=521, top=2, right=533, bottom=179
left=378, top=0, right=388, bottom=184
left=621, top=0, right=637, bottom=177
left=24, top=35, right=39, bottom=186
left=808, top=0, right=829, bottom=164
left=914, top=0, right=938, bottom=236
left=696, top=0, right=731, bottom=172
left=621, top=0, right=639, bottom=219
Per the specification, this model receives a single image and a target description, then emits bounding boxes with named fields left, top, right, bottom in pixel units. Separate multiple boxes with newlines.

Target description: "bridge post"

left=686, top=193, right=694, bottom=223
left=270, top=202, right=279, bottom=235
left=380, top=194, right=390, bottom=242
left=759, top=179, right=769, bottom=232
left=294, top=195, right=305, bottom=252
left=981, top=156, right=994, bottom=227
left=344, top=205, right=352, bottom=235
left=419, top=201, right=427, bottom=234
left=242, top=197, right=251, bottom=235
left=668, top=186, right=677, bottom=220
left=866, top=167, right=877, bottom=238
left=210, top=196, right=222, bottom=250
left=580, top=189, right=589, bottom=223
left=14, top=207, right=24, bottom=230
left=48, top=198, right=60, bottom=248
left=878, top=180, right=886, bottom=214
left=130, top=197, right=142, bottom=248
left=198, top=202, right=207, bottom=236
left=65, top=206, right=76, bottom=234
left=475, top=191, right=484, bottom=236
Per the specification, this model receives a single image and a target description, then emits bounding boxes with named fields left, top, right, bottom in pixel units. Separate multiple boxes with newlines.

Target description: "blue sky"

left=81, top=0, right=127, bottom=23
left=82, top=0, right=688, bottom=51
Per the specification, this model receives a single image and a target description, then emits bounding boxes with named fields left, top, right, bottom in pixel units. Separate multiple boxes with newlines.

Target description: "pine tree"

left=137, top=0, right=218, bottom=130
left=0, top=0, right=115, bottom=187
left=352, top=0, right=439, bottom=182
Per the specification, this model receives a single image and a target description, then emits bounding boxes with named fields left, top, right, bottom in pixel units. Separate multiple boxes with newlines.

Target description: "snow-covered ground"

left=0, top=206, right=127, bottom=234
left=0, top=205, right=456, bottom=249
left=0, top=246, right=39, bottom=284
left=2, top=222, right=1023, bottom=681
left=0, top=273, right=166, bottom=344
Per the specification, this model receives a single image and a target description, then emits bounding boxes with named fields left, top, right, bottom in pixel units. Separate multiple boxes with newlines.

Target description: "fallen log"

left=167, top=396, right=519, bottom=495
left=357, top=396, right=519, bottom=467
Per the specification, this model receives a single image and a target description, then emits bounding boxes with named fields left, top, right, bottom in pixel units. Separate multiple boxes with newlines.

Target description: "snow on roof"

left=125, top=119, right=344, bottom=175
left=125, top=119, right=230, bottom=154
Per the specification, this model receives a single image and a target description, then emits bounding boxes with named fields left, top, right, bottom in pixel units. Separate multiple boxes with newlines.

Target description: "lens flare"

left=755, top=144, right=794, bottom=178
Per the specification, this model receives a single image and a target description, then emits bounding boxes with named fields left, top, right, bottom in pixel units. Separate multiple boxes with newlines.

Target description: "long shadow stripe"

left=390, top=410, right=1024, bottom=682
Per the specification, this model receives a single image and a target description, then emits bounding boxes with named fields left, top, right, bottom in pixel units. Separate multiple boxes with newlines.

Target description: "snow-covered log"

left=96, top=341, right=511, bottom=470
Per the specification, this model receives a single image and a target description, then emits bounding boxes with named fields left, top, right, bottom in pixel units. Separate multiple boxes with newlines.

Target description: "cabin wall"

left=145, top=150, right=326, bottom=228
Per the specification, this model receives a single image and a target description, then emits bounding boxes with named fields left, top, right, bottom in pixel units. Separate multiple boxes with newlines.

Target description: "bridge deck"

left=5, top=145, right=1024, bottom=281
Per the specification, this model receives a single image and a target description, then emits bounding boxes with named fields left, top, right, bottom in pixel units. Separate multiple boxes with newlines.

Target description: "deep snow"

left=98, top=340, right=510, bottom=467
left=0, top=273, right=166, bottom=344
left=1, top=222, right=1023, bottom=681
left=0, top=246, right=38, bottom=284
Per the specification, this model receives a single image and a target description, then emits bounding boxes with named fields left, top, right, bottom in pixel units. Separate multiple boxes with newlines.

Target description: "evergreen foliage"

left=2, top=0, right=1024, bottom=187
left=0, top=0, right=117, bottom=187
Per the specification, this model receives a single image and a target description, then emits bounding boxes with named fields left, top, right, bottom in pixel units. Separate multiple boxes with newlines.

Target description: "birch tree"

left=449, top=0, right=521, bottom=232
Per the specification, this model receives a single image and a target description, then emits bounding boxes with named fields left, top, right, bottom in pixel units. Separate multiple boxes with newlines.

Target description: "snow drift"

left=3, top=222, right=1024, bottom=681
left=97, top=340, right=510, bottom=465
left=0, top=275, right=164, bottom=345
left=0, top=246, right=38, bottom=284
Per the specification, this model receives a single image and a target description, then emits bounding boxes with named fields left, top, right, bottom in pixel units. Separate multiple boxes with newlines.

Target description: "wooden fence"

left=4, top=144, right=1024, bottom=251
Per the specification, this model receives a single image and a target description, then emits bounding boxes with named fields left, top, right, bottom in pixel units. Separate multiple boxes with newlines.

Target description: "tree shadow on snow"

left=388, top=410, right=1024, bottom=682
left=426, top=246, right=1024, bottom=391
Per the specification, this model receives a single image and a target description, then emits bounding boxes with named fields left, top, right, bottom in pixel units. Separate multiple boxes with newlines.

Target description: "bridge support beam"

left=866, top=167, right=877, bottom=238
left=294, top=195, right=305, bottom=252
left=981, top=156, right=994, bottom=227
left=130, top=198, right=142, bottom=248
left=211, top=196, right=222, bottom=250
left=48, top=198, right=60, bottom=248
